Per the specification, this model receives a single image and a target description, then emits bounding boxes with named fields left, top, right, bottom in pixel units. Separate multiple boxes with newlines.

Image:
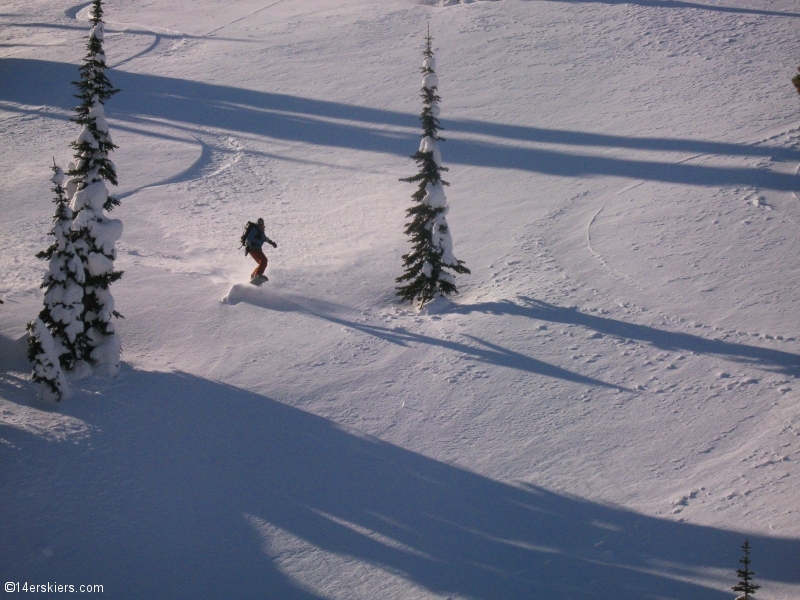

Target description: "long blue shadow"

left=220, top=289, right=626, bottom=390
left=1, top=370, right=798, bottom=599
left=318, top=312, right=628, bottom=390
left=1, top=59, right=798, bottom=191
left=456, top=298, right=800, bottom=377
left=450, top=119, right=800, bottom=162
left=530, top=0, right=800, bottom=18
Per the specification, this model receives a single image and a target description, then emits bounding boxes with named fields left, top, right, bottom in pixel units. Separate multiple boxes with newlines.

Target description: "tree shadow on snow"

left=223, top=285, right=627, bottom=390
left=0, top=332, right=29, bottom=374
left=528, top=0, right=800, bottom=19
left=455, top=297, right=800, bottom=377
left=319, top=313, right=631, bottom=391
left=2, top=59, right=800, bottom=191
left=1, top=370, right=798, bottom=599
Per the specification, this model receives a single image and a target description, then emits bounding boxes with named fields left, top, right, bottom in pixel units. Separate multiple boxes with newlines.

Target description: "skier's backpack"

left=240, top=221, right=257, bottom=255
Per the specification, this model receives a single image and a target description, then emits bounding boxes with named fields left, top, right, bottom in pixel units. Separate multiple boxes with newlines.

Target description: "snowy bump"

left=423, top=72, right=439, bottom=89
left=71, top=180, right=108, bottom=213
left=77, top=126, right=100, bottom=150
left=89, top=332, right=121, bottom=376
left=89, top=23, right=104, bottom=40
left=51, top=167, right=65, bottom=186
left=88, top=217, right=123, bottom=254
left=419, top=137, right=443, bottom=167
left=86, top=251, right=114, bottom=277
left=89, top=103, right=110, bottom=133
left=422, top=182, right=447, bottom=209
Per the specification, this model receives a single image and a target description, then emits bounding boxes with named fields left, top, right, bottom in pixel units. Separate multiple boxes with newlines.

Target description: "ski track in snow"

left=116, top=134, right=211, bottom=200
left=63, top=3, right=171, bottom=69
left=575, top=125, right=800, bottom=344
left=203, top=0, right=290, bottom=37
left=65, top=1, right=232, bottom=69
left=794, top=161, right=800, bottom=201
left=109, top=31, right=163, bottom=69
left=63, top=1, right=91, bottom=20
left=115, top=131, right=253, bottom=275
left=586, top=199, right=647, bottom=292
left=583, top=150, right=713, bottom=292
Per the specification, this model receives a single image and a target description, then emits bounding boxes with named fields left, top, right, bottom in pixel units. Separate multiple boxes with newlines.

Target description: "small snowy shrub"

left=65, top=0, right=123, bottom=375
left=396, top=30, right=469, bottom=307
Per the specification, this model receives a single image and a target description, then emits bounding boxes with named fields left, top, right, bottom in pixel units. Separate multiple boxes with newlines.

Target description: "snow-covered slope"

left=2, top=0, right=799, bottom=598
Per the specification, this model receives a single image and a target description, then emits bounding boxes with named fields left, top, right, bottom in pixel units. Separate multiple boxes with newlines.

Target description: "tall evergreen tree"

left=66, top=0, right=123, bottom=375
left=793, top=65, right=800, bottom=95
left=732, top=539, right=760, bottom=600
left=396, top=29, right=469, bottom=307
left=34, top=163, right=87, bottom=371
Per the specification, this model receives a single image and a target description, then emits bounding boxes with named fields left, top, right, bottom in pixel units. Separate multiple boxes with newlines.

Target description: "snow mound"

left=417, top=295, right=452, bottom=315
left=422, top=72, right=438, bottom=90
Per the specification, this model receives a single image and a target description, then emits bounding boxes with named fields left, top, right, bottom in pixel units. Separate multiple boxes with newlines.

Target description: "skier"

left=245, top=218, right=277, bottom=283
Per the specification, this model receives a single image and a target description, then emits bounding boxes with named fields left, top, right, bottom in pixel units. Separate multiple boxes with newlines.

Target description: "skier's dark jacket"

left=245, top=226, right=275, bottom=251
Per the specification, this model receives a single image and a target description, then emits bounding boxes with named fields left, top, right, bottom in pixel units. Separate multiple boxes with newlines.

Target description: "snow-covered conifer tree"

left=732, top=539, right=760, bottom=600
left=396, top=30, right=469, bottom=307
left=34, top=163, right=87, bottom=371
left=27, top=318, right=70, bottom=401
left=66, top=0, right=123, bottom=375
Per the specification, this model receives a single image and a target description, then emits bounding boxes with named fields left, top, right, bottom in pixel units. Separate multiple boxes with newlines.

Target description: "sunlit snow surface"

left=1, top=0, right=800, bottom=598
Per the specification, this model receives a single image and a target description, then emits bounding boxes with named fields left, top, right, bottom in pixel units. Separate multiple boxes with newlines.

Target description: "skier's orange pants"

left=248, top=248, right=268, bottom=277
